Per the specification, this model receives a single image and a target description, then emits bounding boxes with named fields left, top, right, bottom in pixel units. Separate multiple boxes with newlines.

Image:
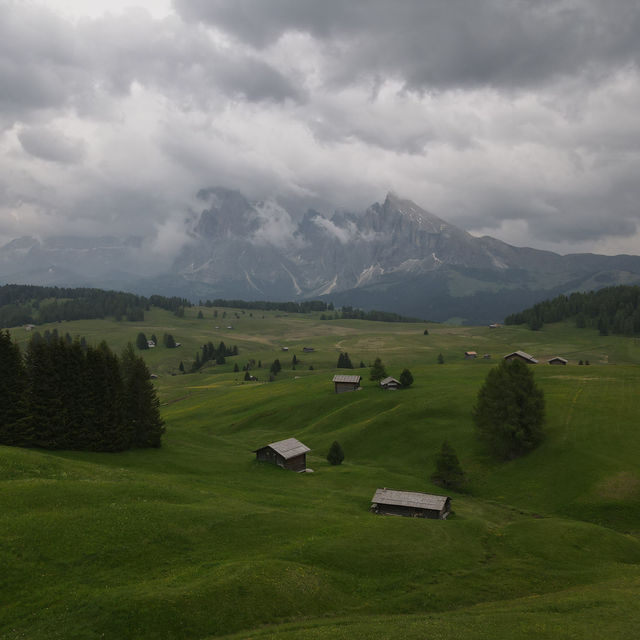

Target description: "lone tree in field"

left=437, top=353, right=444, bottom=364
left=136, top=332, right=148, bottom=350
left=473, top=358, right=545, bottom=460
left=327, top=441, right=345, bottom=465
left=369, top=357, right=387, bottom=381
left=399, top=368, right=413, bottom=387
left=431, top=441, right=465, bottom=490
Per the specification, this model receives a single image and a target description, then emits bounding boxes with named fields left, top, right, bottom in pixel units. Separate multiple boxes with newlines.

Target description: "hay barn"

left=370, top=488, right=451, bottom=519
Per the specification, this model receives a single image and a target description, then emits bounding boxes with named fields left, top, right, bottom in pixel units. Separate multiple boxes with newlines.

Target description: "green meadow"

left=2, top=307, right=640, bottom=639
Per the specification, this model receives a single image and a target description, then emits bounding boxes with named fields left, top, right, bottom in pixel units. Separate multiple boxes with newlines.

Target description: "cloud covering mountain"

left=1, top=0, right=640, bottom=258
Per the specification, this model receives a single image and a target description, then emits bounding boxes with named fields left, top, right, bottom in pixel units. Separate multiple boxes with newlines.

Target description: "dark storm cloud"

left=174, top=0, right=640, bottom=90
left=0, top=3, right=301, bottom=130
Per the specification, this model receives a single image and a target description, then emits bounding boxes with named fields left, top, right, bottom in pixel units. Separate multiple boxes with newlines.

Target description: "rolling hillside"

left=2, top=308, right=640, bottom=639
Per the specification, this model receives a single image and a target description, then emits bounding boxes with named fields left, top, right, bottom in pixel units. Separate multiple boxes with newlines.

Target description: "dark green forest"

left=0, top=284, right=190, bottom=327
left=504, top=285, right=640, bottom=334
left=0, top=330, right=164, bottom=451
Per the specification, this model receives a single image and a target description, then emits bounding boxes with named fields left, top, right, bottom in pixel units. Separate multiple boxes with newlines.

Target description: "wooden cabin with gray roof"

left=370, top=488, right=451, bottom=519
left=504, top=350, right=538, bottom=364
left=254, top=437, right=310, bottom=472
left=332, top=374, right=362, bottom=394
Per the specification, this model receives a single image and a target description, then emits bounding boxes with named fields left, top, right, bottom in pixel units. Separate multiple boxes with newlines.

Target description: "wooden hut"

left=380, top=376, right=401, bottom=390
left=254, top=437, right=310, bottom=471
left=370, top=488, right=451, bottom=519
left=332, top=374, right=362, bottom=394
left=548, top=356, right=568, bottom=365
left=504, top=350, right=538, bottom=364
left=464, top=351, right=478, bottom=359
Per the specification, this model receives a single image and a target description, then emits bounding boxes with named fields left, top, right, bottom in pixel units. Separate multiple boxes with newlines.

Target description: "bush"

left=327, top=441, right=345, bottom=465
left=473, top=359, right=545, bottom=460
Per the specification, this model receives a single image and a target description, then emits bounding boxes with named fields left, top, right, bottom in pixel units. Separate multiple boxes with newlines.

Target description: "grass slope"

left=2, top=307, right=640, bottom=638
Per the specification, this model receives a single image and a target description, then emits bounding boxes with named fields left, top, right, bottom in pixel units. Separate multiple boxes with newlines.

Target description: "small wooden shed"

left=548, top=356, right=568, bottom=365
left=332, top=374, right=362, bottom=394
left=504, top=350, right=538, bottom=364
left=380, top=376, right=401, bottom=390
left=370, top=488, right=451, bottom=519
left=254, top=437, right=310, bottom=471
left=465, top=351, right=478, bottom=359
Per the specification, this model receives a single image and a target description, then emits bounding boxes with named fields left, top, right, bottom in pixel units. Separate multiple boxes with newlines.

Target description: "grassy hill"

left=2, top=307, right=640, bottom=639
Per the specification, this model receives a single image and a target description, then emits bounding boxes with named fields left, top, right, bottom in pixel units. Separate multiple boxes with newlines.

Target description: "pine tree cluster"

left=504, top=285, right=640, bottom=334
left=191, top=341, right=238, bottom=371
left=0, top=331, right=164, bottom=452
left=336, top=352, right=354, bottom=368
left=0, top=284, right=190, bottom=327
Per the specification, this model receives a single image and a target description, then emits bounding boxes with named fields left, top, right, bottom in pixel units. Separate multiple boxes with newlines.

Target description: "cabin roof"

left=505, top=350, right=538, bottom=363
left=380, top=376, right=400, bottom=385
left=465, top=351, right=478, bottom=355
left=548, top=356, right=568, bottom=363
left=332, top=374, right=362, bottom=384
left=371, top=488, right=449, bottom=511
left=261, top=437, right=310, bottom=460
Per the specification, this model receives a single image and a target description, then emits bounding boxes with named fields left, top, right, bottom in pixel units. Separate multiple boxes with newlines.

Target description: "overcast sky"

left=1, top=0, right=640, bottom=256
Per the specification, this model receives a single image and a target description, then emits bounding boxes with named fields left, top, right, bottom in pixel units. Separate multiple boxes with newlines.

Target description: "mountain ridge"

left=2, top=189, right=640, bottom=323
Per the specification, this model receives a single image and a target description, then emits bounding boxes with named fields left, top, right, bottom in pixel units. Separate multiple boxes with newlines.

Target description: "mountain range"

left=3, top=188, right=640, bottom=324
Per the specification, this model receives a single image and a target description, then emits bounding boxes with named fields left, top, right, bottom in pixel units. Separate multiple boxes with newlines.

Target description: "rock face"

left=3, top=187, right=640, bottom=323
left=169, top=188, right=640, bottom=322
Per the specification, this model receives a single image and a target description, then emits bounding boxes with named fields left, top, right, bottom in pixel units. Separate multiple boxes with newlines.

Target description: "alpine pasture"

left=2, top=306, right=640, bottom=639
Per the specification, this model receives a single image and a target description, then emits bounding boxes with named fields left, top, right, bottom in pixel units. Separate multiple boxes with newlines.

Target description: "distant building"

left=254, top=437, right=310, bottom=472
left=548, top=356, right=568, bottom=365
left=489, top=323, right=501, bottom=329
left=332, top=374, right=362, bottom=394
left=483, top=354, right=491, bottom=359
left=465, top=351, right=478, bottom=359
left=24, top=324, right=36, bottom=331
left=504, top=350, right=538, bottom=364
left=302, top=347, right=315, bottom=353
left=380, top=376, right=401, bottom=390
left=370, top=488, right=451, bottom=520
left=147, top=340, right=156, bottom=348
left=281, top=347, right=289, bottom=351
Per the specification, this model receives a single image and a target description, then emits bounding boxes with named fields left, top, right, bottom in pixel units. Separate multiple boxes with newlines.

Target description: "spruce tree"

left=431, top=441, right=465, bottom=490
left=136, top=332, right=148, bottom=350
left=369, top=357, right=387, bottom=381
left=399, top=368, right=413, bottom=387
left=437, top=353, right=444, bottom=364
left=327, top=441, right=345, bottom=465
left=473, top=359, right=545, bottom=460
left=0, top=331, right=29, bottom=446
left=121, top=344, right=165, bottom=448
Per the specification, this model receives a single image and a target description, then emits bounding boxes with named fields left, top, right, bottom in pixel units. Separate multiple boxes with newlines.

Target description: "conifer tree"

left=327, top=441, right=345, bottom=465
left=121, top=344, right=165, bottom=448
left=270, top=359, right=282, bottom=375
left=136, top=332, right=148, bottom=350
left=431, top=441, right=465, bottom=490
left=473, top=359, right=545, bottom=460
left=369, top=357, right=387, bottom=381
left=0, top=331, right=29, bottom=446
left=437, top=353, right=444, bottom=364
left=244, top=371, right=251, bottom=381
left=399, top=368, right=414, bottom=387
